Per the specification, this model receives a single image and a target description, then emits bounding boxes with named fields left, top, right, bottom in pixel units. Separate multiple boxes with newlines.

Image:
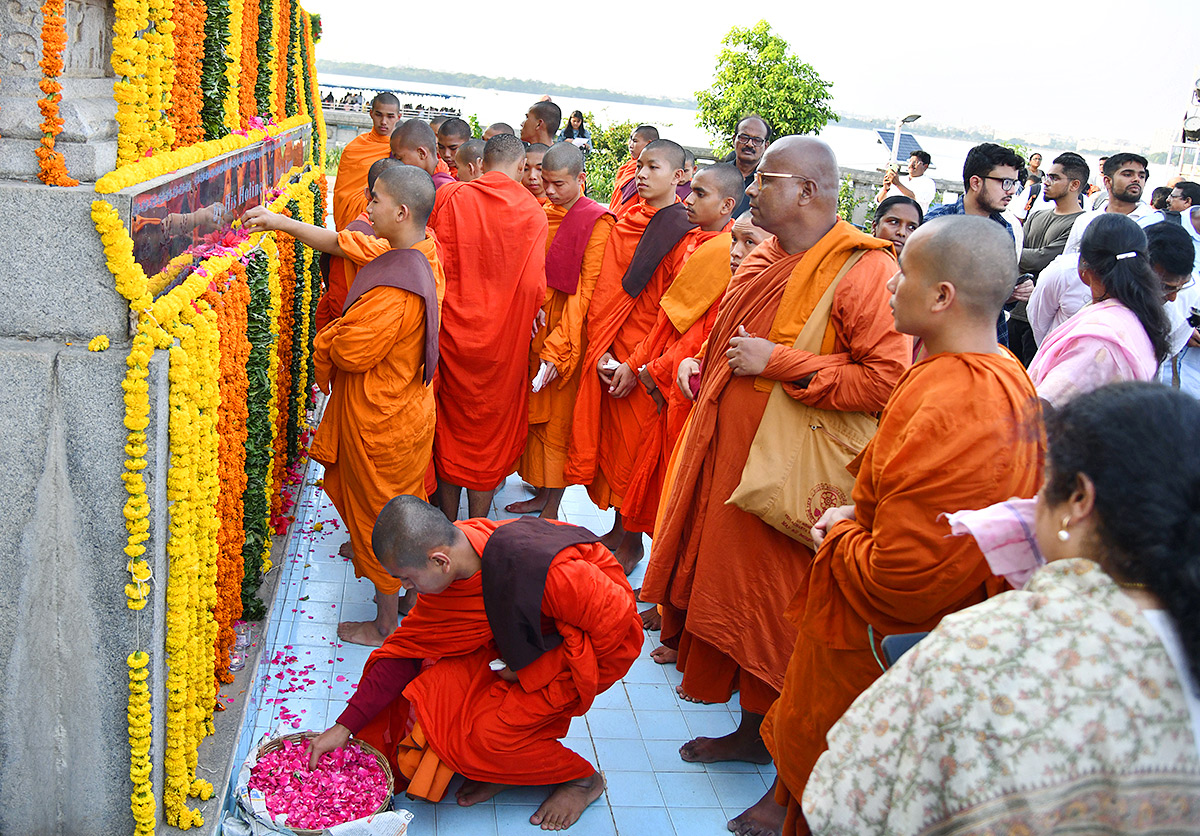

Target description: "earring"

left=1057, top=515, right=1071, bottom=542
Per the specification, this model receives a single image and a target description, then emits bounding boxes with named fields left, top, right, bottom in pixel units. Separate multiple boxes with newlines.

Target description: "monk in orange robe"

left=391, top=119, right=455, bottom=189
left=638, top=139, right=910, bottom=820
left=615, top=163, right=746, bottom=536
left=506, top=143, right=615, bottom=520
left=757, top=216, right=1046, bottom=836
left=436, top=117, right=471, bottom=179
left=522, top=143, right=549, bottom=205
left=607, top=124, right=658, bottom=218
left=453, top=138, right=485, bottom=183
left=332, top=92, right=399, bottom=230
left=565, top=139, right=698, bottom=573
left=306, top=497, right=642, bottom=831
left=430, top=133, right=549, bottom=520
left=242, top=166, right=445, bottom=646
left=520, top=100, right=560, bottom=147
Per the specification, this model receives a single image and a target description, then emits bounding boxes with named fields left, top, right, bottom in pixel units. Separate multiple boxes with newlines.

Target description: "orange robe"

left=639, top=225, right=910, bottom=713
left=564, top=203, right=704, bottom=510
left=435, top=158, right=451, bottom=176
left=621, top=231, right=733, bottom=533
left=430, top=171, right=549, bottom=490
left=607, top=158, right=639, bottom=217
left=356, top=518, right=643, bottom=797
left=332, top=130, right=391, bottom=230
left=760, top=352, right=1045, bottom=836
left=316, top=211, right=373, bottom=334
left=517, top=203, right=615, bottom=489
left=310, top=234, right=446, bottom=596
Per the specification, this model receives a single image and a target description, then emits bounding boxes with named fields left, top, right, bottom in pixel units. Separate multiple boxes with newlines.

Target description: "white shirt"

left=1063, top=202, right=1158, bottom=255
left=1027, top=253, right=1092, bottom=345
left=882, top=173, right=936, bottom=213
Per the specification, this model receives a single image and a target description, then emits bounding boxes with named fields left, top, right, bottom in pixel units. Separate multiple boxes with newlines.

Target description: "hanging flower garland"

left=273, top=0, right=290, bottom=120
left=128, top=651, right=156, bottom=835
left=238, top=0, right=260, bottom=121
left=144, top=0, right=175, bottom=153
left=254, top=0, right=274, bottom=119
left=36, top=0, right=79, bottom=186
left=168, top=0, right=206, bottom=147
left=200, top=0, right=231, bottom=139
left=223, top=0, right=244, bottom=132
left=261, top=232, right=283, bottom=575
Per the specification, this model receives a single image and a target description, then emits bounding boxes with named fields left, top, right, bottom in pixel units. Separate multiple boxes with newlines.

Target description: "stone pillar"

left=0, top=0, right=119, bottom=181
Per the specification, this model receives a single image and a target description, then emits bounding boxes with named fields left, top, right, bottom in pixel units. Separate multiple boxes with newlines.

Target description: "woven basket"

left=250, top=731, right=394, bottom=835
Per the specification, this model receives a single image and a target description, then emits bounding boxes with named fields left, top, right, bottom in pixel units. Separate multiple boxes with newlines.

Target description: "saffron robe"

left=316, top=213, right=373, bottom=334
left=563, top=203, right=705, bottom=510
left=607, top=158, right=638, bottom=215
left=639, top=228, right=910, bottom=707
left=430, top=171, right=549, bottom=490
left=517, top=202, right=615, bottom=489
left=760, top=351, right=1045, bottom=836
left=332, top=130, right=391, bottom=230
left=310, top=235, right=446, bottom=597
left=355, top=518, right=643, bottom=794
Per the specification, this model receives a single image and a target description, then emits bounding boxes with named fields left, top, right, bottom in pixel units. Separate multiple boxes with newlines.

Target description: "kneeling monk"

left=307, top=496, right=643, bottom=830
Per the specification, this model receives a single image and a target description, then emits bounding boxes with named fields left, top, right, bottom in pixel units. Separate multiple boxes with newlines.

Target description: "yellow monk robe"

left=620, top=232, right=732, bottom=533
left=517, top=204, right=615, bottom=489
left=565, top=205, right=712, bottom=510
left=640, top=225, right=910, bottom=712
left=310, top=233, right=446, bottom=596
left=332, top=130, right=391, bottom=230
left=760, top=352, right=1045, bottom=836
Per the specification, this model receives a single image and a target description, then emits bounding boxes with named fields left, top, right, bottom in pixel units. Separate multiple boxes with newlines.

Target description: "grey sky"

left=304, top=0, right=1200, bottom=149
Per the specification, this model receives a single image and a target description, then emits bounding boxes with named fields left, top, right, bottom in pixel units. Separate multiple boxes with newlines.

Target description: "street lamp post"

left=890, top=113, right=922, bottom=168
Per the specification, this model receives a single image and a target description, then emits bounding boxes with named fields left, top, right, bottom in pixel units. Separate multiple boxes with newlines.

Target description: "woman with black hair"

left=870, top=196, right=923, bottom=257
left=803, top=381, right=1200, bottom=835
left=1027, top=212, right=1171, bottom=407
left=559, top=110, right=591, bottom=151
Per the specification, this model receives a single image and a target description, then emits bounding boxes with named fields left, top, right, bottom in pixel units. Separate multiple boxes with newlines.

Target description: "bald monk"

left=608, top=124, right=659, bottom=218
left=332, top=92, right=400, bottom=229
left=520, top=100, right=561, bottom=146
left=758, top=216, right=1045, bottom=836
left=638, top=138, right=910, bottom=811
left=508, top=143, right=615, bottom=520
left=436, top=117, right=472, bottom=179
left=316, top=157, right=401, bottom=334
left=614, top=163, right=745, bottom=536
left=391, top=119, right=455, bottom=189
left=565, top=139, right=696, bottom=572
left=427, top=116, right=452, bottom=178
left=431, top=133, right=549, bottom=521
left=306, top=496, right=643, bottom=830
left=242, top=166, right=444, bottom=646
left=484, top=122, right=515, bottom=140
left=453, top=138, right=486, bottom=183
left=676, top=149, right=697, bottom=200
left=523, top=142, right=549, bottom=204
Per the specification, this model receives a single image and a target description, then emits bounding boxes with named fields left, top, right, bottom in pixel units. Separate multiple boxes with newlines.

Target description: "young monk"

left=522, top=142, right=549, bottom=204
left=483, top=122, right=515, bottom=140
left=607, top=125, right=659, bottom=217
left=430, top=133, right=549, bottom=521
left=241, top=166, right=445, bottom=646
left=453, top=138, right=486, bottom=183
left=520, top=100, right=561, bottom=147
left=508, top=143, right=616, bottom=520
left=332, top=92, right=399, bottom=229
left=614, top=163, right=745, bottom=536
left=306, top=496, right=643, bottom=831
left=565, top=138, right=695, bottom=573
left=637, top=138, right=910, bottom=831
left=759, top=215, right=1045, bottom=836
left=390, top=119, right=455, bottom=189
left=436, top=117, right=472, bottom=179
left=676, top=149, right=697, bottom=200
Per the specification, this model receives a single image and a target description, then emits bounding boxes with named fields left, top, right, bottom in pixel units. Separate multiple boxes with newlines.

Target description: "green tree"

left=582, top=113, right=636, bottom=202
left=695, top=20, right=837, bottom=152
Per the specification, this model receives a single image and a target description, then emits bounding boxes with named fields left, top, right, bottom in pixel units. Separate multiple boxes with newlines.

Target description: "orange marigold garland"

left=36, top=0, right=79, bottom=186
left=270, top=224, right=296, bottom=520
left=169, top=0, right=206, bottom=147
left=273, top=0, right=290, bottom=120
left=238, top=0, right=260, bottom=121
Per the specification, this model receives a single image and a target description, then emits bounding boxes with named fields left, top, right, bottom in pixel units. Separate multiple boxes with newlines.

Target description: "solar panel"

left=875, top=130, right=924, bottom=162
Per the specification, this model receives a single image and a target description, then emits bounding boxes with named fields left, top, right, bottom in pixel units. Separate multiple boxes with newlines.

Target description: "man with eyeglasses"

left=925, top=142, right=1027, bottom=346
left=728, top=115, right=772, bottom=217
left=875, top=150, right=936, bottom=213
left=1146, top=221, right=1200, bottom=396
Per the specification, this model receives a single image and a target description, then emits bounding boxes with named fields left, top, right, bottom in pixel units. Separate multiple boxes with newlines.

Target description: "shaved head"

left=439, top=117, right=471, bottom=141
left=642, top=139, right=685, bottom=171
left=429, top=115, right=447, bottom=132
left=634, top=125, right=660, bottom=142
left=529, top=101, right=562, bottom=136
left=484, top=122, right=514, bottom=140
left=455, top=138, right=485, bottom=168
left=484, top=133, right=526, bottom=169
left=525, top=142, right=549, bottom=157
left=371, top=92, right=400, bottom=110
left=374, top=164, right=436, bottom=227
left=903, top=216, right=1017, bottom=321
left=372, top=495, right=459, bottom=573
left=391, top=118, right=437, bottom=154
left=694, top=163, right=746, bottom=201
left=366, top=157, right=403, bottom=192
left=542, top=142, right=584, bottom=177
left=766, top=136, right=839, bottom=193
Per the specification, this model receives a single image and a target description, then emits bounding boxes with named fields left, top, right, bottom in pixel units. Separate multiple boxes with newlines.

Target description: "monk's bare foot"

left=650, top=645, right=677, bottom=665
left=505, top=488, right=548, bottom=515
left=455, top=779, right=514, bottom=807
left=529, top=771, right=605, bottom=831
left=727, top=782, right=785, bottom=836
left=336, top=620, right=390, bottom=647
left=674, top=684, right=716, bottom=704
left=680, top=729, right=772, bottom=764
left=338, top=540, right=353, bottom=559
left=614, top=534, right=644, bottom=575
left=640, top=606, right=662, bottom=631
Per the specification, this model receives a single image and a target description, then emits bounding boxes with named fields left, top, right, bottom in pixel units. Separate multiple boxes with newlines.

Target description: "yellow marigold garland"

left=223, top=0, right=245, bottom=132
left=260, top=232, right=282, bottom=574
left=36, top=0, right=79, bottom=186
left=144, top=0, right=176, bottom=153
left=128, top=651, right=156, bottom=835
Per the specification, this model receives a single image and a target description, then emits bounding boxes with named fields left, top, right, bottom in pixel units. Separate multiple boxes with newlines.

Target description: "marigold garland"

left=238, top=0, right=260, bottom=121
left=128, top=651, right=156, bottom=835
left=36, top=0, right=79, bottom=186
left=144, top=0, right=175, bottom=153
left=254, top=0, right=275, bottom=118
left=223, top=0, right=244, bottom=132
left=168, top=0, right=205, bottom=147
left=273, top=0, right=290, bottom=119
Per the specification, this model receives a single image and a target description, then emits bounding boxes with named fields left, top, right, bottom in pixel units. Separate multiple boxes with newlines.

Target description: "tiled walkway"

left=234, top=466, right=774, bottom=835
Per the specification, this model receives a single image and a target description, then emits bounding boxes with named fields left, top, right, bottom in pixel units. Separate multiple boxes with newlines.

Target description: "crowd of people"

left=239, top=91, right=1200, bottom=834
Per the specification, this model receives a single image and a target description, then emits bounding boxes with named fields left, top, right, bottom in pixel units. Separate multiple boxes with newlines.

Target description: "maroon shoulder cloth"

left=345, top=217, right=375, bottom=235
left=341, top=248, right=439, bottom=385
left=480, top=518, right=601, bottom=671
left=544, top=197, right=612, bottom=295
left=621, top=202, right=694, bottom=297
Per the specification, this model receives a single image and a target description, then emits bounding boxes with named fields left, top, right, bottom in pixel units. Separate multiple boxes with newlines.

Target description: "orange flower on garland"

left=36, top=0, right=78, bottom=186
left=270, top=226, right=297, bottom=516
left=169, top=0, right=206, bottom=147
left=274, top=0, right=291, bottom=120
left=238, top=0, right=260, bottom=121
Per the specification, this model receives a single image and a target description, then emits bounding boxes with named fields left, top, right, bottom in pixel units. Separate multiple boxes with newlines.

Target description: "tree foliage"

left=582, top=113, right=637, bottom=202
left=695, top=20, right=838, bottom=150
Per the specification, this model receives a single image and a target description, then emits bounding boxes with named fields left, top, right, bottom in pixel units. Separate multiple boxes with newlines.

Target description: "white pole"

left=890, top=118, right=903, bottom=167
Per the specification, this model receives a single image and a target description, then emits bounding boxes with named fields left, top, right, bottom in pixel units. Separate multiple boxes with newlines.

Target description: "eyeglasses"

left=1164, top=277, right=1195, bottom=294
left=753, top=170, right=809, bottom=188
left=985, top=176, right=1020, bottom=191
left=736, top=133, right=768, bottom=148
